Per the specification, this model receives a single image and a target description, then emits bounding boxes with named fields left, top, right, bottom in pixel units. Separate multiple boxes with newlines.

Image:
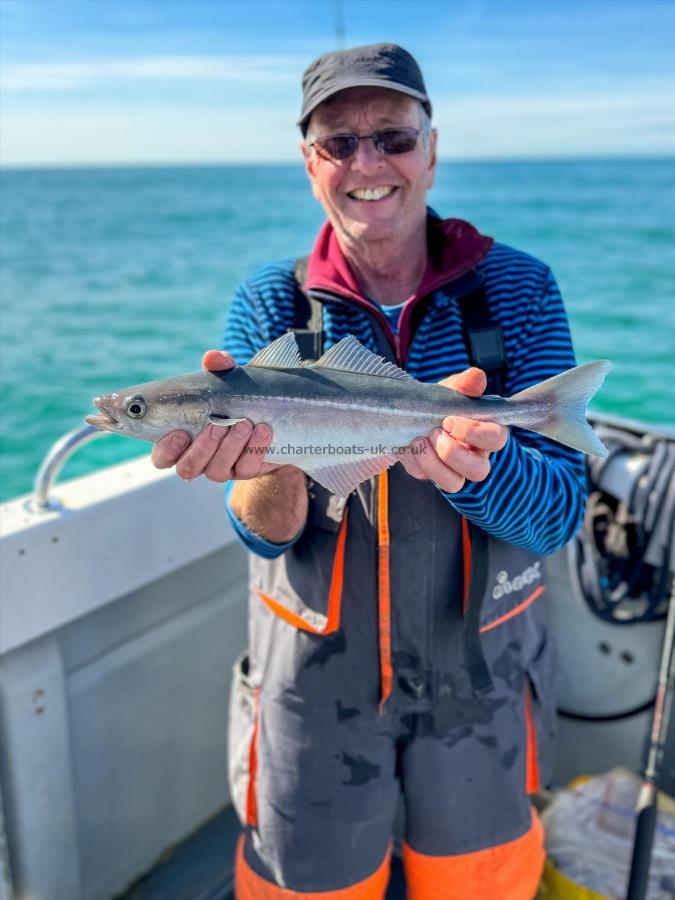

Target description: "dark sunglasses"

left=310, top=127, right=422, bottom=161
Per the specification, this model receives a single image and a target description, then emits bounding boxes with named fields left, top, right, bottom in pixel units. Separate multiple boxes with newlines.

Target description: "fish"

left=86, top=333, right=611, bottom=498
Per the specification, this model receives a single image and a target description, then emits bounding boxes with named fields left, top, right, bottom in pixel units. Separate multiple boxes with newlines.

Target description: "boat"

left=1, top=412, right=673, bottom=899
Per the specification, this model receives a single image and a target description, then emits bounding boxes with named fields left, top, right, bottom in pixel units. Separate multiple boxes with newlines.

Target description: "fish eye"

left=125, top=396, right=146, bottom=418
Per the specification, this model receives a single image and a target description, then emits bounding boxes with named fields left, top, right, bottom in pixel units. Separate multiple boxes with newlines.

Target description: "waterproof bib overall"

left=229, top=280, right=556, bottom=898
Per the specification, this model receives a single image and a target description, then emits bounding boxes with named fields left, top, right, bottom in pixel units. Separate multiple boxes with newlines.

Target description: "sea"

left=1, top=159, right=674, bottom=503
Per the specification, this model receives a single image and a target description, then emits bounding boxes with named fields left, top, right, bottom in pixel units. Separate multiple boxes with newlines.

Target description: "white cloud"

left=2, top=69, right=673, bottom=165
left=0, top=105, right=302, bottom=166
left=0, top=54, right=301, bottom=91
left=432, top=86, right=675, bottom=158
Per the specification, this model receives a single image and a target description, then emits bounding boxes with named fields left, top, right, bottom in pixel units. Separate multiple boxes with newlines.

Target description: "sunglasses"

left=310, top=127, right=422, bottom=161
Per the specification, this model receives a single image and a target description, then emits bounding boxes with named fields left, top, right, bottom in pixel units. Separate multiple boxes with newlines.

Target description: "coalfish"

left=86, top=333, right=611, bottom=498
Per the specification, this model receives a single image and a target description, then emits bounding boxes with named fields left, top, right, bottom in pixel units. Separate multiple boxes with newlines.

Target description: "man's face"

left=302, top=87, right=437, bottom=248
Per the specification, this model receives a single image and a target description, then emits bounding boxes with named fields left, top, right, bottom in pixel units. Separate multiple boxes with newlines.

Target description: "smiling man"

left=152, top=44, right=587, bottom=899
left=304, top=85, right=435, bottom=292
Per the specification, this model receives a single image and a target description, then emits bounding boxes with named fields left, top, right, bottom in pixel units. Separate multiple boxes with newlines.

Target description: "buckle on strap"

left=292, top=328, right=323, bottom=362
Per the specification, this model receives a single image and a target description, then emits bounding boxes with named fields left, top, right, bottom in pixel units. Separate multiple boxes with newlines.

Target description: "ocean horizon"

left=1, top=158, right=674, bottom=502
left=2, top=154, right=673, bottom=171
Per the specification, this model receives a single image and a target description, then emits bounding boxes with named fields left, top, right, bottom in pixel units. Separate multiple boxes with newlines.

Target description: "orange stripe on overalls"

left=480, top=585, right=546, bottom=634
left=377, top=470, right=392, bottom=713
left=524, top=681, right=541, bottom=794
left=245, top=687, right=260, bottom=828
left=256, top=510, right=349, bottom=635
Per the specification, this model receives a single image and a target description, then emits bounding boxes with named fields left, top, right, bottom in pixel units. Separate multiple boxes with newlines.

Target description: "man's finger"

left=441, top=416, right=508, bottom=452
left=439, top=366, right=487, bottom=397
left=429, top=429, right=491, bottom=482
left=201, top=349, right=237, bottom=372
left=203, top=420, right=255, bottom=481
left=151, top=431, right=192, bottom=469
left=231, top=424, right=273, bottom=480
left=398, top=442, right=430, bottom=481
left=175, top=424, right=230, bottom=480
left=413, top=438, right=466, bottom=493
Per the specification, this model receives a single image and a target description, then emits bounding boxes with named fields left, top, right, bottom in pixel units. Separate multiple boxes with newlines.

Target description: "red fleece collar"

left=304, top=216, right=494, bottom=303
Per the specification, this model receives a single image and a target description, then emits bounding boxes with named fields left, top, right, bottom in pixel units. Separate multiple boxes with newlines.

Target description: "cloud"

left=0, top=104, right=302, bottom=166
left=0, top=54, right=302, bottom=91
left=2, top=58, right=673, bottom=165
left=432, top=84, right=675, bottom=158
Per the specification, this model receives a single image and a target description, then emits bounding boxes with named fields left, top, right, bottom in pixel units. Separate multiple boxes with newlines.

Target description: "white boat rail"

left=1, top=445, right=248, bottom=899
left=31, top=425, right=104, bottom=513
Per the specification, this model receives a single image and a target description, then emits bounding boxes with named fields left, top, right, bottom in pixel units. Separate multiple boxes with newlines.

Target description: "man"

left=153, top=44, right=586, bottom=899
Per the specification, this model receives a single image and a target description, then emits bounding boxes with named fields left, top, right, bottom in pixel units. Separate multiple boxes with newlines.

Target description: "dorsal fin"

left=248, top=332, right=302, bottom=369
left=312, top=335, right=413, bottom=381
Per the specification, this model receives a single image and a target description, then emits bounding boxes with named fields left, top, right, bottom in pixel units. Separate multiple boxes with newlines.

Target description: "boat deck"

left=117, top=806, right=407, bottom=899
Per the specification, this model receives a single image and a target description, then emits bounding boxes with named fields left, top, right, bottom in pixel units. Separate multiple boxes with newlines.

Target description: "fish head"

left=86, top=379, right=210, bottom=442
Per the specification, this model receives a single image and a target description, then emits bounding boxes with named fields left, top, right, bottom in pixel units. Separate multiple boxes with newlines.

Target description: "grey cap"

left=298, top=43, right=431, bottom=135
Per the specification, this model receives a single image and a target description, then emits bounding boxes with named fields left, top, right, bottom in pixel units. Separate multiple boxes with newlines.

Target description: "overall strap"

left=457, top=285, right=506, bottom=395
left=462, top=523, right=494, bottom=695
left=456, top=282, right=503, bottom=695
left=291, top=256, right=324, bottom=361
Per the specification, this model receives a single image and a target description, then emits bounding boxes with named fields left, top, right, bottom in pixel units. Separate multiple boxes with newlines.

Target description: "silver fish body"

left=87, top=333, right=611, bottom=497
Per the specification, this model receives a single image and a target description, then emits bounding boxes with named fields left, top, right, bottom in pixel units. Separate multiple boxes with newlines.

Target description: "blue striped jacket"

left=223, top=229, right=586, bottom=558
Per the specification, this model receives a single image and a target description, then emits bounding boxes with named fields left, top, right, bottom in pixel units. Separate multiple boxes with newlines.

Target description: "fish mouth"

left=86, top=399, right=122, bottom=432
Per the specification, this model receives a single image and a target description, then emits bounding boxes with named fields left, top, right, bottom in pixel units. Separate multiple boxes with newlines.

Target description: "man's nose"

left=350, top=136, right=385, bottom=173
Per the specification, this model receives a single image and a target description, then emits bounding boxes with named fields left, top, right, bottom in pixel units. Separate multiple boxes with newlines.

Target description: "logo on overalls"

left=492, top=562, right=541, bottom=599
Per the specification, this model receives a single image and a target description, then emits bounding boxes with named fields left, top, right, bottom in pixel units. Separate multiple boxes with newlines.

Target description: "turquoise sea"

left=1, top=160, right=674, bottom=503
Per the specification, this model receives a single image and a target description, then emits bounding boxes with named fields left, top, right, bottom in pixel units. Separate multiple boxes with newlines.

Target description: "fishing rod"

left=626, top=576, right=675, bottom=900
left=334, top=0, right=345, bottom=49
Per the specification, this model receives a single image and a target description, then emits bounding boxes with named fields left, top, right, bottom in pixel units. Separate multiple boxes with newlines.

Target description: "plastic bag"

left=540, top=769, right=675, bottom=899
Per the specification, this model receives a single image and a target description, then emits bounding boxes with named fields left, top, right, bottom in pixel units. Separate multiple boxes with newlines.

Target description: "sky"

left=1, top=0, right=674, bottom=166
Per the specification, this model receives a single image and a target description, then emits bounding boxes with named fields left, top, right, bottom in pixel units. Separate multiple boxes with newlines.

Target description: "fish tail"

left=508, top=360, right=612, bottom=457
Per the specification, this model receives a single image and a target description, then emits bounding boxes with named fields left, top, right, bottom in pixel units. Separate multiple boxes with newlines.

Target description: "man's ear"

left=301, top=141, right=322, bottom=201
left=426, top=128, right=438, bottom=189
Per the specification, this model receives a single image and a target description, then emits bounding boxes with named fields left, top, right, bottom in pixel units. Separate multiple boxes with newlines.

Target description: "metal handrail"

left=31, top=425, right=105, bottom=513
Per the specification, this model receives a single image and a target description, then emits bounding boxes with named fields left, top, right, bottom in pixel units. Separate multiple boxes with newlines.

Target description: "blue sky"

left=1, top=0, right=674, bottom=166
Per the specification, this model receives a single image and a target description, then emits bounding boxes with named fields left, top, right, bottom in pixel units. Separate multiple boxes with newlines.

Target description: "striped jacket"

left=223, top=216, right=586, bottom=557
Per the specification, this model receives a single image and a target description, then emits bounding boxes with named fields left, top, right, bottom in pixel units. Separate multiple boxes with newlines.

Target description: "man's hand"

left=152, top=349, right=307, bottom=543
left=151, top=350, right=280, bottom=482
left=399, top=367, right=508, bottom=493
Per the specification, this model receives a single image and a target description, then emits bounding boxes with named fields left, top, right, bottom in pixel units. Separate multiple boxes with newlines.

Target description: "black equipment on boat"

left=576, top=421, right=675, bottom=625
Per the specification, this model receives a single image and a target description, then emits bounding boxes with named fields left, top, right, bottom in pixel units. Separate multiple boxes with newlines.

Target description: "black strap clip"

left=292, top=328, right=323, bottom=363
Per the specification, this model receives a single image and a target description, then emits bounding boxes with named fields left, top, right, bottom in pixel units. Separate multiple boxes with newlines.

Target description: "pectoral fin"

left=208, top=415, right=247, bottom=427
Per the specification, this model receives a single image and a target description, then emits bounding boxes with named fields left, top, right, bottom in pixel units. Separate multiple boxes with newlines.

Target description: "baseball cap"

left=298, top=43, right=432, bottom=135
